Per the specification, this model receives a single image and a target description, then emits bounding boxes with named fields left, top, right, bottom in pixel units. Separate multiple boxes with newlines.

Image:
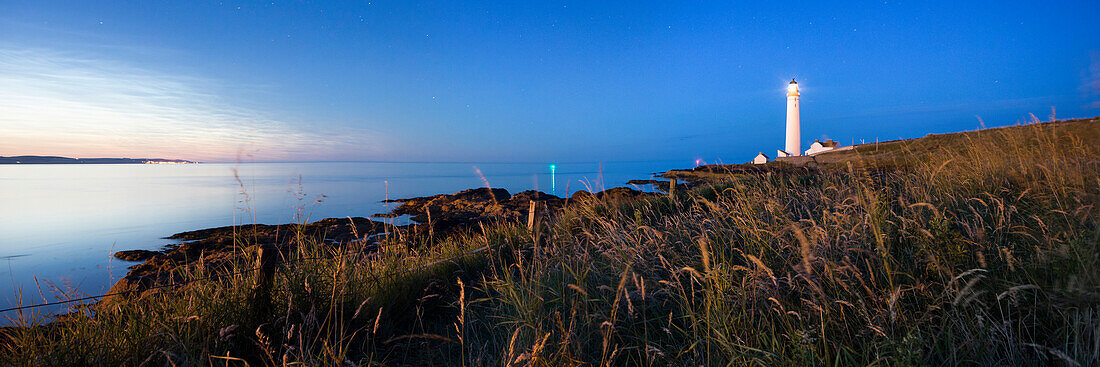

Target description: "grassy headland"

left=2, top=117, right=1098, bottom=365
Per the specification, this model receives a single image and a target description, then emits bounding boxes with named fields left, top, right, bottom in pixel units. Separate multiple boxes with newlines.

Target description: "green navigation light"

left=549, top=164, right=557, bottom=194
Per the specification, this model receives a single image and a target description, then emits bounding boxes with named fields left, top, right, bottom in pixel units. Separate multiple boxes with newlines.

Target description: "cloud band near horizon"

left=0, top=47, right=384, bottom=162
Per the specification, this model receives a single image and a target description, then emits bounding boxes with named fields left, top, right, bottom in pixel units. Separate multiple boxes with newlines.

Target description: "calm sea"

left=0, top=160, right=677, bottom=314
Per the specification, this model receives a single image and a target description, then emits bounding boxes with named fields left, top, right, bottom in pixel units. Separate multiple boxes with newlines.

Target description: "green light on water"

left=549, top=164, right=557, bottom=194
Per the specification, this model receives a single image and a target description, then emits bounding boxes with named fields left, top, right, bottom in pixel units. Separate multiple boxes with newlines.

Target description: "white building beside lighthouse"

left=805, top=139, right=839, bottom=155
left=752, top=152, right=769, bottom=164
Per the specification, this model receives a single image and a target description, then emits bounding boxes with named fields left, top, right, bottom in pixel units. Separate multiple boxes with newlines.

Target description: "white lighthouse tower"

left=784, top=79, right=801, bottom=156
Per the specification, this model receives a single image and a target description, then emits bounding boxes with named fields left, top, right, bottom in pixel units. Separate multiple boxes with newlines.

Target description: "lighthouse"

left=785, top=79, right=801, bottom=156
left=752, top=79, right=840, bottom=165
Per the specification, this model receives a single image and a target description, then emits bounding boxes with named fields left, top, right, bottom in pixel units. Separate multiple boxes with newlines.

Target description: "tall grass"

left=1, top=118, right=1096, bottom=365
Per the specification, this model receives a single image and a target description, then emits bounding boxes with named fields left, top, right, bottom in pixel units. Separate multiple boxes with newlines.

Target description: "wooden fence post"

left=668, top=178, right=677, bottom=199
left=527, top=200, right=536, bottom=231
left=253, top=245, right=276, bottom=316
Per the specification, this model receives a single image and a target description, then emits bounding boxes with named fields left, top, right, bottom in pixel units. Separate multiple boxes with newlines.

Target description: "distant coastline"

left=0, top=155, right=196, bottom=164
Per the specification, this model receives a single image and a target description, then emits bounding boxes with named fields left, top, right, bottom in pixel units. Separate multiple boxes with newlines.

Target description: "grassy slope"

left=815, top=117, right=1100, bottom=166
left=2, top=117, right=1098, bottom=366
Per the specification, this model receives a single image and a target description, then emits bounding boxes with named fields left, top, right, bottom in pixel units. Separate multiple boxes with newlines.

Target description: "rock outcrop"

left=568, top=187, right=655, bottom=203
left=113, top=249, right=160, bottom=262
left=104, top=186, right=653, bottom=310
left=101, top=217, right=389, bottom=309
left=375, top=188, right=566, bottom=230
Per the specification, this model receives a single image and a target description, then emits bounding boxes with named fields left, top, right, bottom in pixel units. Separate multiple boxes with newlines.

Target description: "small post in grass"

left=527, top=200, right=536, bottom=231
left=253, top=244, right=276, bottom=316
left=668, top=178, right=677, bottom=199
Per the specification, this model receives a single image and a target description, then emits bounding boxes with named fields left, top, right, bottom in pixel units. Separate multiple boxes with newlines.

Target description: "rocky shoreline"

left=103, top=163, right=819, bottom=307
left=102, top=185, right=665, bottom=309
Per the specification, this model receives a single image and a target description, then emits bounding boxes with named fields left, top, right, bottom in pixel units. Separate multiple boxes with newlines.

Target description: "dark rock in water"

left=626, top=179, right=671, bottom=192
left=383, top=188, right=512, bottom=225
left=377, top=188, right=569, bottom=233
left=166, top=217, right=385, bottom=246
left=113, top=250, right=160, bottom=262
left=597, top=187, right=654, bottom=201
left=509, top=190, right=560, bottom=203
left=506, top=190, right=564, bottom=211
left=384, top=187, right=510, bottom=205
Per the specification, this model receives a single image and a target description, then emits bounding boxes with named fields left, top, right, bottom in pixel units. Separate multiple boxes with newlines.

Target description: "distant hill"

left=0, top=155, right=195, bottom=164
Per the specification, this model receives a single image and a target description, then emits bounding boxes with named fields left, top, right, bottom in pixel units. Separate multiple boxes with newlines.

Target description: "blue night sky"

left=1, top=1, right=1096, bottom=163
